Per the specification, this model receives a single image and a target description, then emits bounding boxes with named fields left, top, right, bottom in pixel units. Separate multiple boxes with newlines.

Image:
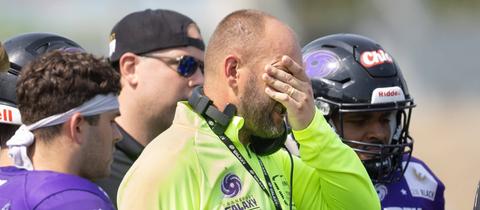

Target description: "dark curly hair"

left=16, top=50, right=120, bottom=140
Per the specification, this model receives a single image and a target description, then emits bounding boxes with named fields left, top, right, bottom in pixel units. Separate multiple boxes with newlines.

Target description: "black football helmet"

left=0, top=33, right=84, bottom=125
left=302, top=33, right=415, bottom=183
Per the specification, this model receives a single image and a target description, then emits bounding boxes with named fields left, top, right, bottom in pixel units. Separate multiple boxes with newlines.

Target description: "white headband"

left=6, top=94, right=119, bottom=170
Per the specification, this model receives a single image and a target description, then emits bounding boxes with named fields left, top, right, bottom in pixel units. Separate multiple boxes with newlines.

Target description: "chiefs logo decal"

left=360, top=49, right=393, bottom=68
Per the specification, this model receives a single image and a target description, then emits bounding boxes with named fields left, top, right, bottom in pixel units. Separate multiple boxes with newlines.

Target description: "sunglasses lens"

left=178, top=56, right=200, bottom=77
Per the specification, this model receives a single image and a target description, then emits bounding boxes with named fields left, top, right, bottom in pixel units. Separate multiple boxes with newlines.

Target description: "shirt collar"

left=115, top=124, right=144, bottom=161
left=180, top=101, right=246, bottom=144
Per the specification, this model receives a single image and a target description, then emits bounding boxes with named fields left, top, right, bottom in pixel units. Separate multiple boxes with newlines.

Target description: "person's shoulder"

left=141, top=102, right=209, bottom=163
left=25, top=171, right=111, bottom=207
left=407, top=155, right=429, bottom=165
left=35, top=189, right=114, bottom=210
left=125, top=124, right=203, bottom=184
left=401, top=155, right=445, bottom=201
left=120, top=103, right=208, bottom=188
left=404, top=156, right=443, bottom=183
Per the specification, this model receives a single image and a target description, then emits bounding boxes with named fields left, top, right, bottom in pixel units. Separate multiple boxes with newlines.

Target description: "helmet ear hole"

left=315, top=99, right=331, bottom=116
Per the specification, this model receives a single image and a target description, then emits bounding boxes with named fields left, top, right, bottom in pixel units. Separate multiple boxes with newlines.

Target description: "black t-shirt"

left=95, top=125, right=144, bottom=208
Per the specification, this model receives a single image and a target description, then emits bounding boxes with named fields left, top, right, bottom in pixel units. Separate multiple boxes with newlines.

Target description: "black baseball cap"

left=109, top=9, right=205, bottom=63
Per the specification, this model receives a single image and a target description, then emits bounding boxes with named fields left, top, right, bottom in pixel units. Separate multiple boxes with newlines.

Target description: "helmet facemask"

left=318, top=98, right=414, bottom=183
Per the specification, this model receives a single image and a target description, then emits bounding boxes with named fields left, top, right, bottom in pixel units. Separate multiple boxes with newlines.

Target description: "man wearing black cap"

left=95, top=9, right=205, bottom=205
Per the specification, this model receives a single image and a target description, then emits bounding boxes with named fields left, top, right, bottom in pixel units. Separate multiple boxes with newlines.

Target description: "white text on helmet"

left=371, top=86, right=406, bottom=104
left=360, top=49, right=393, bottom=68
left=378, top=90, right=400, bottom=97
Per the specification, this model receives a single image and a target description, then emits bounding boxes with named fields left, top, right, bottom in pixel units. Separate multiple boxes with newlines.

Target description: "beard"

left=238, top=75, right=285, bottom=138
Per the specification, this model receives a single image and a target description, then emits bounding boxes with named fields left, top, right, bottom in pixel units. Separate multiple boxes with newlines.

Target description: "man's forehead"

left=264, top=19, right=302, bottom=63
left=149, top=46, right=204, bottom=61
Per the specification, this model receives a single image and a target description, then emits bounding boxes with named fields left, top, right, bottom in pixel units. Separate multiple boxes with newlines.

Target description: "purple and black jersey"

left=376, top=156, right=445, bottom=210
left=0, top=166, right=114, bottom=210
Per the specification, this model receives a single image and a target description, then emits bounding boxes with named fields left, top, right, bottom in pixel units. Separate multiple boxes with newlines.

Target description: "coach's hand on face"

left=262, top=55, right=315, bottom=131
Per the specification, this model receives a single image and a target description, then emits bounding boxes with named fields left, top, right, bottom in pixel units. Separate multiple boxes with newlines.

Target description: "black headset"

left=188, top=86, right=288, bottom=156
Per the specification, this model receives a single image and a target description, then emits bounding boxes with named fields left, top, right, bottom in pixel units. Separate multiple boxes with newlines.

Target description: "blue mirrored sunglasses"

left=142, top=54, right=204, bottom=77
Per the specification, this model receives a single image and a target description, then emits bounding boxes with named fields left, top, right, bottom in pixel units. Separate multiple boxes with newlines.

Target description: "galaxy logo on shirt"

left=221, top=173, right=242, bottom=198
left=221, top=173, right=260, bottom=210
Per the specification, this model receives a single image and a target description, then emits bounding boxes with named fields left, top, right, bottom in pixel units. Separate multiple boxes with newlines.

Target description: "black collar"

left=115, top=124, right=144, bottom=161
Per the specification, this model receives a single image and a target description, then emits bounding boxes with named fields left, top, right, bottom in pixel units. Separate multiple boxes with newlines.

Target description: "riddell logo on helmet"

left=360, top=49, right=393, bottom=68
left=378, top=90, right=400, bottom=97
left=371, top=86, right=405, bottom=104
left=0, top=108, right=13, bottom=123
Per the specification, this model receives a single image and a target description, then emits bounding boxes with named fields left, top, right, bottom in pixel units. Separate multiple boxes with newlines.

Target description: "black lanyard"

left=204, top=118, right=282, bottom=210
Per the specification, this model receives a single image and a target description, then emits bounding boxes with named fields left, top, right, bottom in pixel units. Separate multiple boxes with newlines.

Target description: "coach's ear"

left=66, top=113, right=88, bottom=146
left=224, top=54, right=241, bottom=89
left=119, top=52, right=139, bottom=87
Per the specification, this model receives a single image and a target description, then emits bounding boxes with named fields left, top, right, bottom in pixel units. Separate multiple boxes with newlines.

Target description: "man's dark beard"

left=238, top=75, right=285, bottom=139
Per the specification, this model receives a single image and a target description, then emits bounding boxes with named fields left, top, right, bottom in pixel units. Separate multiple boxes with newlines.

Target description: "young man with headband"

left=0, top=51, right=121, bottom=209
left=0, top=32, right=85, bottom=166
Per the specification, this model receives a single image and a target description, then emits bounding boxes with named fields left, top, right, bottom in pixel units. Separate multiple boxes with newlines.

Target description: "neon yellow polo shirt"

left=118, top=102, right=380, bottom=210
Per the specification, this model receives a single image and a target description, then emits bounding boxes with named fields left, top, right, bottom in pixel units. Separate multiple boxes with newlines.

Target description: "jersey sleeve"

left=35, top=190, right=114, bottom=210
left=117, top=130, right=201, bottom=210
left=283, top=108, right=381, bottom=209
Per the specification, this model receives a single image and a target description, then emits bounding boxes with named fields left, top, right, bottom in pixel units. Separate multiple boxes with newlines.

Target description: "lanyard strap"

left=205, top=117, right=282, bottom=210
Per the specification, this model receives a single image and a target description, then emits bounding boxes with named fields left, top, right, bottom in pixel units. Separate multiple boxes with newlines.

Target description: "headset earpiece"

left=189, top=86, right=235, bottom=134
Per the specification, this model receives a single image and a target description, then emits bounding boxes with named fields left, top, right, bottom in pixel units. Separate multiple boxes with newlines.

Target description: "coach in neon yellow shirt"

left=118, top=9, right=380, bottom=210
